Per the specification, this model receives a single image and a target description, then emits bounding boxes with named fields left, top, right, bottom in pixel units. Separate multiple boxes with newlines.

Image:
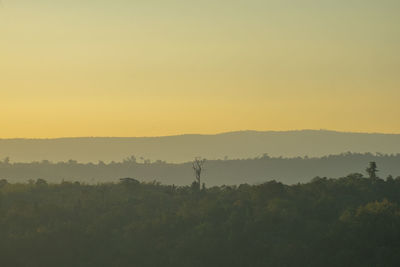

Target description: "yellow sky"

left=1, top=0, right=400, bottom=138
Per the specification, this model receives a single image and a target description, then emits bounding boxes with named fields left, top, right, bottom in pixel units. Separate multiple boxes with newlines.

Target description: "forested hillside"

left=0, top=169, right=400, bottom=266
left=1, top=153, right=400, bottom=185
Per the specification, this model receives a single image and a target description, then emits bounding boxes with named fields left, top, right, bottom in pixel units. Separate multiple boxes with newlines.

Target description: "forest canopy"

left=0, top=165, right=400, bottom=266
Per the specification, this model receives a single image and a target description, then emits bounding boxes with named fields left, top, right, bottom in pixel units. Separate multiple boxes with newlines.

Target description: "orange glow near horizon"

left=1, top=1, right=400, bottom=138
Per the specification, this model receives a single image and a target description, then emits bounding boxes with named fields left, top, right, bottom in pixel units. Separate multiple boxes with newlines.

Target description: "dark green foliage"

left=366, top=161, right=378, bottom=179
left=1, top=175, right=400, bottom=266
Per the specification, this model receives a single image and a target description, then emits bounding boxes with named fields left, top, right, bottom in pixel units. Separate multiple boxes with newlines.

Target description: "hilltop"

left=1, top=130, right=400, bottom=163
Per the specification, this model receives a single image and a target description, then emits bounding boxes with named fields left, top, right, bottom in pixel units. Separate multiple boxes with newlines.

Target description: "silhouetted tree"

left=120, top=177, right=140, bottom=185
left=366, top=162, right=378, bottom=179
left=35, top=178, right=48, bottom=186
left=192, top=157, right=206, bottom=190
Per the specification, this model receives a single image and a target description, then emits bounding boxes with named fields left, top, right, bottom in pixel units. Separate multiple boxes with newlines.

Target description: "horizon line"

left=1, top=129, right=400, bottom=140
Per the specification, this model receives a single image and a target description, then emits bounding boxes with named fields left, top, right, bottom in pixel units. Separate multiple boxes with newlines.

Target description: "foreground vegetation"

left=0, top=170, right=400, bottom=266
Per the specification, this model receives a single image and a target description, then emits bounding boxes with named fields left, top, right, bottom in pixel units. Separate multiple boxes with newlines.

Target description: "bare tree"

left=192, top=157, right=206, bottom=190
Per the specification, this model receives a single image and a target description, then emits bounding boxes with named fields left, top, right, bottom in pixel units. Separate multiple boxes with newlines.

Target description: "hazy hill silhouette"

left=1, top=130, right=400, bottom=163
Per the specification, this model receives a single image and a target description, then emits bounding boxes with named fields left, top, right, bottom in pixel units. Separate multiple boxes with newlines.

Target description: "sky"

left=1, top=0, right=399, bottom=138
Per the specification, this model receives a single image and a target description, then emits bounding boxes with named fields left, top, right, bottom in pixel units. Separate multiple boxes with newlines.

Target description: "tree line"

left=1, top=152, right=400, bottom=185
left=0, top=163, right=399, bottom=266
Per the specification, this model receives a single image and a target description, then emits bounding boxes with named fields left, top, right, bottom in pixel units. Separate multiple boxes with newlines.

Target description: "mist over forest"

left=1, top=153, right=400, bottom=186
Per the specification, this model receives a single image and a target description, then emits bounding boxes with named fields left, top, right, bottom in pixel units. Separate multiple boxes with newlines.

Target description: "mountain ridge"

left=1, top=130, right=400, bottom=163
left=2, top=129, right=400, bottom=140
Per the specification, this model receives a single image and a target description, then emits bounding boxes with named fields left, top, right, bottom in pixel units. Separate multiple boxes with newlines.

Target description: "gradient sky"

left=1, top=0, right=399, bottom=138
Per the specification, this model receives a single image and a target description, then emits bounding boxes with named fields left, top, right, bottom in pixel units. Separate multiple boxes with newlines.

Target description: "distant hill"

left=1, top=130, right=400, bottom=163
